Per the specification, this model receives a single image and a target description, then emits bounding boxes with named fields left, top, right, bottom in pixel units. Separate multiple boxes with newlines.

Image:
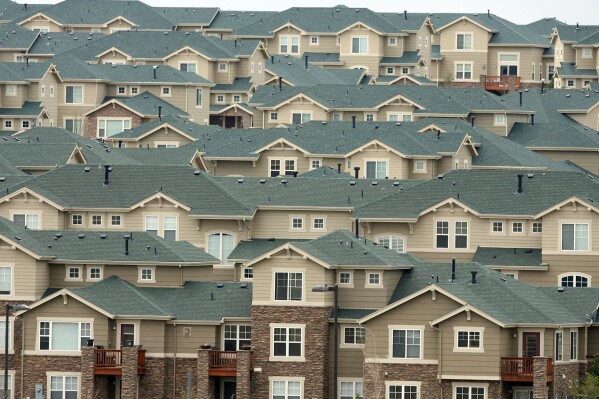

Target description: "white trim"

left=271, top=269, right=305, bottom=304
left=338, top=271, right=354, bottom=288
left=269, top=323, right=305, bottom=362
left=559, top=220, right=591, bottom=252
left=388, top=325, right=424, bottom=361
left=365, top=270, right=383, bottom=288
left=117, top=320, right=140, bottom=347
left=385, top=381, right=421, bottom=398
left=137, top=265, right=156, bottom=284
left=452, top=382, right=489, bottom=399
left=558, top=272, right=592, bottom=287
left=268, top=376, right=305, bottom=399
left=340, top=325, right=365, bottom=349
left=453, top=326, right=484, bottom=353
left=65, top=265, right=83, bottom=282
left=46, top=372, right=81, bottom=399
left=0, top=370, right=15, bottom=399
left=86, top=265, right=104, bottom=282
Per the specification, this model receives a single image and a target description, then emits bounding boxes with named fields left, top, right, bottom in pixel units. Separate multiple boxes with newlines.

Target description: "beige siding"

left=0, top=192, right=65, bottom=229
left=576, top=48, right=596, bottom=69
left=134, top=127, right=195, bottom=148
left=0, top=243, right=48, bottom=300
left=252, top=209, right=353, bottom=239
left=21, top=16, right=62, bottom=32
left=338, top=270, right=403, bottom=309
left=438, top=20, right=489, bottom=83
left=164, top=324, right=219, bottom=355
left=533, top=150, right=599, bottom=175
left=339, top=27, right=383, bottom=74
left=348, top=145, right=409, bottom=180
left=139, top=320, right=166, bottom=353
left=567, top=109, right=599, bottom=131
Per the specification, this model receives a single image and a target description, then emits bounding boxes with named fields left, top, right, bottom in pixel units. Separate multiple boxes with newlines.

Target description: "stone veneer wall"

left=554, top=362, right=586, bottom=399
left=250, top=305, right=331, bottom=398
left=84, top=103, right=143, bottom=139
left=363, top=363, right=440, bottom=398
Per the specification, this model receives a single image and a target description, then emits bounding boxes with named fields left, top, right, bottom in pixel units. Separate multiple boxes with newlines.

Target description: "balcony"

left=94, top=349, right=146, bottom=375
left=482, top=75, right=521, bottom=92
left=208, top=351, right=252, bottom=377
left=501, top=357, right=553, bottom=382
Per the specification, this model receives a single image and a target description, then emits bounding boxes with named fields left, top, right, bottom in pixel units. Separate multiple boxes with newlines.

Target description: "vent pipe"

left=158, top=105, right=162, bottom=121
left=305, top=55, right=309, bottom=69
left=355, top=218, right=359, bottom=238
left=519, top=90, right=523, bottom=106
left=337, top=162, right=341, bottom=174
left=352, top=115, right=356, bottom=129
left=436, top=129, right=441, bottom=140
left=470, top=271, right=477, bottom=284
left=103, top=165, right=111, bottom=185
left=278, top=76, right=282, bottom=91
left=541, top=80, right=545, bottom=94
left=470, top=116, right=475, bottom=127
left=118, top=140, right=122, bottom=148
left=531, top=114, right=535, bottom=126
left=404, top=10, right=407, bottom=20
left=271, top=55, right=274, bottom=64
left=517, top=174, right=523, bottom=193
left=353, top=166, right=360, bottom=178
left=124, top=235, right=130, bottom=256
left=153, top=65, right=157, bottom=80
left=451, top=258, right=456, bottom=282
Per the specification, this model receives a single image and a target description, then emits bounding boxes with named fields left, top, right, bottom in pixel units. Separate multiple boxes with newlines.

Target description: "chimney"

left=118, top=140, right=123, bottom=148
left=305, top=55, right=309, bottom=69
left=158, top=105, right=162, bottom=121
left=404, top=10, right=407, bottom=20
left=103, top=165, right=111, bottom=185
left=337, top=162, right=341, bottom=174
left=278, top=76, right=282, bottom=91
left=124, top=235, right=130, bottom=255
left=531, top=114, right=535, bottom=126
left=153, top=65, right=157, bottom=80
left=470, top=116, right=475, bottom=127
left=451, top=258, right=456, bottom=282
left=353, top=166, right=360, bottom=178
left=517, top=174, right=523, bottom=193
left=352, top=115, right=356, bottom=128
left=519, top=90, right=523, bottom=107
left=355, top=218, right=359, bottom=238
left=470, top=271, right=477, bottom=284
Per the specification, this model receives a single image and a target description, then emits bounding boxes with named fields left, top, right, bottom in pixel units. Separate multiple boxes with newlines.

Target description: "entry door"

left=514, top=389, right=533, bottom=399
left=500, top=65, right=518, bottom=76
left=121, top=324, right=135, bottom=347
left=222, top=381, right=236, bottom=399
left=522, top=332, right=540, bottom=357
left=225, top=116, right=237, bottom=129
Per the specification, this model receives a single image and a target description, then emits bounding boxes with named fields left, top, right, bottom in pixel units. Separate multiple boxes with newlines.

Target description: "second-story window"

left=207, top=232, right=235, bottom=265
left=352, top=37, right=368, bottom=54
left=561, top=223, right=588, bottom=251
left=65, top=86, right=83, bottom=104
left=274, top=272, right=303, bottom=301
left=456, top=33, right=473, bottom=50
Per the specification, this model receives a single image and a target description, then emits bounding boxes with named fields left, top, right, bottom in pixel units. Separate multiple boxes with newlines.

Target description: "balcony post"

left=236, top=350, right=252, bottom=398
left=532, top=357, right=549, bottom=399
left=196, top=349, right=214, bottom=399
left=80, top=346, right=96, bottom=399
left=121, top=347, right=140, bottom=399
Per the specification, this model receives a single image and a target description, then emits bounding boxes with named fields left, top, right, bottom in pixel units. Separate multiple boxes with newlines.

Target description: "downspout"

left=262, top=110, right=265, bottom=129
left=173, top=322, right=177, bottom=399
left=179, top=264, right=183, bottom=286
left=504, top=113, right=508, bottom=137
left=185, top=85, right=189, bottom=113
left=20, top=317, right=25, bottom=399
left=436, top=61, right=439, bottom=86
left=431, top=323, right=442, bottom=389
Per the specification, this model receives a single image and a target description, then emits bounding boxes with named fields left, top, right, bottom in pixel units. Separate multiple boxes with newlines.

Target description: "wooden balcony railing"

left=208, top=350, right=252, bottom=377
left=94, top=349, right=146, bottom=375
left=482, top=75, right=521, bottom=92
left=501, top=357, right=553, bottom=382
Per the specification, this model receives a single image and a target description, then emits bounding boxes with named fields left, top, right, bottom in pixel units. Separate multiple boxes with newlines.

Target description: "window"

left=274, top=272, right=303, bottom=301
left=548, top=65, right=554, bottom=81
left=571, top=331, right=578, bottom=360
left=387, top=383, right=419, bottom=399
left=0, top=267, right=11, bottom=296
left=436, top=221, right=449, bottom=248
left=455, top=328, right=482, bottom=351
left=88, top=266, right=102, bottom=281
left=365, top=113, right=375, bottom=122
left=457, top=33, right=473, bottom=50
left=130, top=86, right=139, bottom=95
left=402, top=67, right=409, bottom=74
left=243, top=266, right=253, bottom=280
left=270, top=112, right=278, bottom=121
left=216, top=95, right=225, bottom=103
left=270, top=159, right=296, bottom=177
left=391, top=328, right=421, bottom=359
left=532, top=222, right=542, bottom=233
left=180, top=63, right=197, bottom=73
left=365, top=160, right=387, bottom=179
left=49, top=375, right=79, bottom=399
left=138, top=267, right=154, bottom=283
left=339, top=271, right=352, bottom=285
left=21, top=120, right=30, bottom=129
left=207, top=233, right=235, bottom=265
left=377, top=235, right=405, bottom=253
left=250, top=62, right=255, bottom=73
left=310, top=159, right=320, bottom=169
left=291, top=113, right=311, bottom=124
left=91, top=215, right=102, bottom=226
left=492, top=221, right=503, bottom=233
left=567, top=80, right=575, bottom=88
left=271, top=379, right=302, bottom=399
left=561, top=223, right=589, bottom=251
left=455, top=63, right=472, bottom=80
left=97, top=118, right=131, bottom=138
left=39, top=321, right=91, bottom=351
left=3, top=120, right=11, bottom=129
left=560, top=274, right=589, bottom=287
left=455, top=222, right=468, bottom=248
left=5, top=85, right=16, bottom=96
left=291, top=217, right=303, bottom=230
left=163, top=216, right=177, bottom=241
left=110, top=215, right=122, bottom=227
left=310, top=36, right=318, bottom=45
left=555, top=331, right=563, bottom=361
left=340, top=381, right=363, bottom=399
left=332, top=113, right=342, bottom=121
left=218, top=63, right=228, bottom=72
left=512, top=222, right=523, bottom=233
left=224, top=325, right=251, bottom=351
left=145, top=215, right=158, bottom=235
left=117, top=86, right=126, bottom=95
left=233, top=95, right=241, bottom=103
left=272, top=325, right=303, bottom=358
left=50, top=86, right=54, bottom=97
left=387, top=67, right=395, bottom=75
left=352, top=37, right=368, bottom=54
left=65, top=85, right=83, bottom=104
left=454, top=385, right=486, bottom=399
left=343, top=326, right=365, bottom=345
left=280, top=36, right=299, bottom=54
left=71, top=214, right=83, bottom=226
left=161, top=86, right=171, bottom=96
left=388, top=37, right=397, bottom=45
left=312, top=218, right=325, bottom=230
left=66, top=266, right=82, bottom=281
left=0, top=373, right=11, bottom=399
left=414, top=161, right=426, bottom=173
left=12, top=213, right=39, bottom=230
left=366, top=272, right=382, bottom=288
left=41, top=85, right=45, bottom=97
left=583, top=48, right=592, bottom=58
left=65, top=118, right=82, bottom=134
left=494, top=114, right=506, bottom=126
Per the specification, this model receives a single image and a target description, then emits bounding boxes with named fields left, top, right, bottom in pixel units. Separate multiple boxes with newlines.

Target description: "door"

left=500, top=65, right=518, bottom=76
left=522, top=332, right=540, bottom=357
left=121, top=324, right=135, bottom=347
left=513, top=389, right=533, bottom=399
left=225, top=116, right=237, bottom=129
left=222, top=381, right=236, bottom=399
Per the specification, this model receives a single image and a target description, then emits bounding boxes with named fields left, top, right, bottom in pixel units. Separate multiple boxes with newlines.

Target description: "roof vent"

left=281, top=179, right=288, bottom=185
left=240, top=283, right=248, bottom=288
left=14, top=236, right=21, bottom=241
left=217, top=283, right=224, bottom=288
left=259, top=179, right=266, bottom=184
left=0, top=177, right=5, bottom=182
left=437, top=174, right=444, bottom=179
left=393, top=181, right=400, bottom=186
left=194, top=170, right=201, bottom=175
left=527, top=173, right=534, bottom=178
left=237, top=178, right=244, bottom=184
left=349, top=180, right=356, bottom=186
left=84, top=166, right=91, bottom=172
left=558, top=286, right=565, bottom=292
left=321, top=121, right=327, bottom=125
left=371, top=181, right=378, bottom=186
left=54, top=233, right=62, bottom=239
left=100, top=234, right=107, bottom=239
left=78, top=234, right=85, bottom=239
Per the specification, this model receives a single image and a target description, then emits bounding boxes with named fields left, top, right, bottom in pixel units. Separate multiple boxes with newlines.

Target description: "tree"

left=570, top=374, right=599, bottom=398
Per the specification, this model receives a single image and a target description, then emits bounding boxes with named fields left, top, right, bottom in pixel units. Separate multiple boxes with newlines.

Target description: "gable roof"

left=87, top=91, right=189, bottom=118
left=473, top=247, right=544, bottom=268
left=26, top=31, right=105, bottom=57
left=265, top=55, right=364, bottom=86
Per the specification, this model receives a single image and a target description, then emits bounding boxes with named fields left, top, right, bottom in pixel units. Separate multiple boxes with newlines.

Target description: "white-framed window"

left=377, top=235, right=405, bottom=253
left=582, top=48, right=592, bottom=58
left=0, top=372, right=13, bottom=399
left=207, top=232, right=235, bottom=266
left=116, top=86, right=126, bottom=95
left=110, top=214, right=122, bottom=227
left=343, top=326, right=365, bottom=346
left=532, top=222, right=542, bottom=233
left=270, top=158, right=296, bottom=177
left=291, top=217, right=304, bottom=230
left=338, top=271, right=353, bottom=286
left=454, top=327, right=483, bottom=352
left=12, top=213, right=40, bottom=230
left=65, top=85, right=83, bottom=104
left=91, top=214, right=102, bottom=226
left=340, top=380, right=363, bottom=399
left=413, top=160, right=426, bottom=173
left=455, top=221, right=468, bottom=248
left=271, top=324, right=304, bottom=360
left=402, top=67, right=409, bottom=74
left=390, top=326, right=422, bottom=359
left=567, top=80, right=575, bottom=88
left=559, top=273, right=591, bottom=287
left=555, top=330, right=563, bottom=361
left=332, top=112, right=342, bottom=121
left=64, top=118, right=82, bottom=134
left=71, top=214, right=83, bottom=226
left=456, top=33, right=473, bottom=50
left=5, top=85, right=16, bottom=96
left=3, top=120, right=12, bottom=129
left=130, top=86, right=139, bottom=95
left=48, top=374, right=80, bottom=399
left=512, top=221, right=524, bottom=233
left=21, top=120, right=30, bottom=129
left=386, top=381, right=421, bottom=399
left=310, top=159, right=321, bottom=170
left=494, top=114, right=506, bottom=126
left=65, top=266, right=82, bottom=281
left=216, top=95, right=225, bottom=103
left=571, top=330, right=578, bottom=360
left=137, top=266, right=155, bottom=283
left=455, top=62, right=473, bottom=80
left=270, top=112, right=278, bottom=121
left=310, top=36, right=318, bottom=45
left=218, top=62, right=228, bottom=72
left=0, top=267, right=12, bottom=296
left=250, top=62, right=255, bottom=73
left=233, top=95, right=241, bottom=103
left=491, top=221, right=503, bottom=233
left=365, top=160, right=387, bottom=179
left=312, top=217, right=325, bottom=230
left=180, top=62, right=197, bottom=73
left=163, top=216, right=177, bottom=241
left=365, top=113, right=375, bottom=122
left=161, top=86, right=171, bottom=97
left=41, top=85, right=45, bottom=97
left=39, top=321, right=92, bottom=351
left=366, top=271, right=383, bottom=288
left=242, top=266, right=253, bottom=280
left=270, top=378, right=303, bottom=399
left=351, top=37, right=368, bottom=54
left=387, top=67, right=395, bottom=75
left=502, top=271, right=518, bottom=280
left=561, top=223, right=589, bottom=251
left=388, top=37, right=397, bottom=45
left=97, top=118, right=131, bottom=138
left=436, top=221, right=449, bottom=248
left=223, top=324, right=251, bottom=351
left=279, top=36, right=299, bottom=54
left=274, top=272, right=303, bottom=301
left=50, top=85, right=54, bottom=97
left=195, top=88, right=203, bottom=107
left=453, top=383, right=487, bottom=399
left=291, top=112, right=311, bottom=124
left=87, top=266, right=103, bottom=281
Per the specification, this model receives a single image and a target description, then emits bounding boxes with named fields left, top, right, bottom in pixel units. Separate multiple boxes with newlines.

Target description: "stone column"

left=196, top=349, right=214, bottom=399
left=236, top=351, right=252, bottom=398
left=80, top=346, right=96, bottom=399
left=533, top=357, right=548, bottom=399
left=120, top=347, right=139, bottom=399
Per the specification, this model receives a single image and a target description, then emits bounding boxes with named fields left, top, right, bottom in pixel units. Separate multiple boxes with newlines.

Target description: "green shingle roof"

left=228, top=238, right=309, bottom=261
left=26, top=31, right=105, bottom=56
left=0, top=61, right=49, bottom=82
left=473, top=247, right=543, bottom=267
left=265, top=55, right=364, bottom=86
left=207, top=10, right=277, bottom=32
left=0, top=142, right=78, bottom=167
left=524, top=18, right=567, bottom=37
left=0, top=29, right=37, bottom=50
left=154, top=7, right=219, bottom=27
left=109, top=115, right=221, bottom=140
left=509, top=122, right=599, bottom=150
left=212, top=77, right=254, bottom=92
left=556, top=62, right=598, bottom=77
left=0, top=0, right=48, bottom=23
left=298, top=166, right=353, bottom=179
left=100, top=92, right=189, bottom=118
left=303, top=52, right=341, bottom=64
left=0, top=101, right=43, bottom=117
left=381, top=52, right=421, bottom=65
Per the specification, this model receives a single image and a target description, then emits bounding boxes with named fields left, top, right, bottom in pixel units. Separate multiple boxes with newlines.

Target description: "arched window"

left=207, top=233, right=235, bottom=266
left=376, top=235, right=405, bottom=253
left=559, top=273, right=591, bottom=287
